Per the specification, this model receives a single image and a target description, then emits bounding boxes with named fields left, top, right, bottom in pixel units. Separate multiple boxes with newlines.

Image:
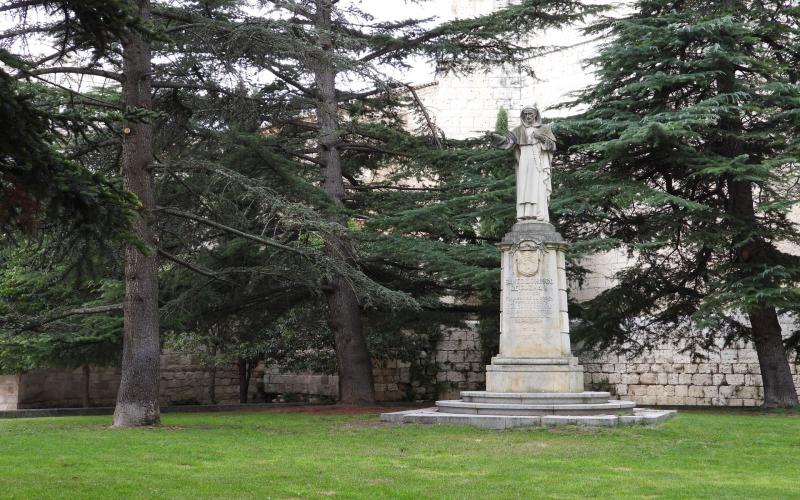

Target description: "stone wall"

left=579, top=341, right=800, bottom=407
left=263, top=323, right=486, bottom=402
left=434, top=323, right=486, bottom=399
left=2, top=351, right=261, bottom=410
left=570, top=245, right=800, bottom=406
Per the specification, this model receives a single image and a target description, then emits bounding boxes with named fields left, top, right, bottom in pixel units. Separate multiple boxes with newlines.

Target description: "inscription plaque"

left=504, top=277, right=556, bottom=320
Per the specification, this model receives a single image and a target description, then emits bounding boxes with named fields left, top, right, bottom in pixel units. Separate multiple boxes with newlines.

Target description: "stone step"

left=380, top=407, right=677, bottom=429
left=435, top=399, right=636, bottom=416
left=460, top=391, right=611, bottom=405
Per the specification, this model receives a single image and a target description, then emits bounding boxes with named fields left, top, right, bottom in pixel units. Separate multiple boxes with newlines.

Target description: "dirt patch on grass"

left=335, top=419, right=393, bottom=429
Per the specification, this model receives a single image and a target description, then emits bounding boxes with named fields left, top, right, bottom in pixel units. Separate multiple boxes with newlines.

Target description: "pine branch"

left=16, top=70, right=123, bottom=110
left=360, top=26, right=445, bottom=63
left=0, top=0, right=46, bottom=14
left=158, top=207, right=307, bottom=255
left=0, top=24, right=56, bottom=39
left=157, top=248, right=227, bottom=281
left=67, top=137, right=121, bottom=159
left=15, top=303, right=124, bottom=333
left=25, top=66, right=123, bottom=82
left=346, top=184, right=444, bottom=192
left=405, top=83, right=441, bottom=149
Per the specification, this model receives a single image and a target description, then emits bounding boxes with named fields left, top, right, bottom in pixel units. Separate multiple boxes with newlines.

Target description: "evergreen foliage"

left=0, top=244, right=123, bottom=373
left=495, top=107, right=509, bottom=134
left=0, top=0, right=607, bottom=406
left=554, top=0, right=800, bottom=405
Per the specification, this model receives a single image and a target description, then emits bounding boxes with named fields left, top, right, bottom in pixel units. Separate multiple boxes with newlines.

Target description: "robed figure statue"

left=492, top=106, right=556, bottom=222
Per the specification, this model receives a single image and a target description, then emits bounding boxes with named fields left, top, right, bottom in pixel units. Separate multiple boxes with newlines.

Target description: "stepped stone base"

left=381, top=408, right=677, bottom=429
left=380, top=407, right=676, bottom=429
left=380, top=390, right=676, bottom=428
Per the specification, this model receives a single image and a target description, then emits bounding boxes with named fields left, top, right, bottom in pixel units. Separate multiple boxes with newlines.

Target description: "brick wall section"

left=263, top=324, right=486, bottom=402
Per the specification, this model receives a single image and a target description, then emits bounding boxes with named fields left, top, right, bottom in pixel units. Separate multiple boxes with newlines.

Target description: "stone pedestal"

left=486, top=221, right=584, bottom=393
left=380, top=222, right=675, bottom=428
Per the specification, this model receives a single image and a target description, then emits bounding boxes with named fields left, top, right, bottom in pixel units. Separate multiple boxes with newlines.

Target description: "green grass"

left=1, top=409, right=798, bottom=499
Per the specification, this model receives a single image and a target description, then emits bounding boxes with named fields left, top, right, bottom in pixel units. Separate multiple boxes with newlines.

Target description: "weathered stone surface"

left=436, top=398, right=635, bottom=416
left=485, top=362, right=584, bottom=393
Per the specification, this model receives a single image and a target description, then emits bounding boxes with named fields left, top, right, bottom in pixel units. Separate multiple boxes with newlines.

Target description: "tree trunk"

left=313, top=0, right=375, bottom=405
left=718, top=60, right=799, bottom=407
left=727, top=181, right=799, bottom=408
left=237, top=359, right=257, bottom=404
left=728, top=178, right=798, bottom=407
left=208, top=366, right=217, bottom=405
left=749, top=306, right=798, bottom=407
left=113, top=0, right=161, bottom=427
left=208, top=341, right=218, bottom=404
left=81, top=364, right=91, bottom=409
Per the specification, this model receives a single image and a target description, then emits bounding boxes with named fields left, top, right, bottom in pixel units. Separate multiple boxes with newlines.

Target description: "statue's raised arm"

left=491, top=131, right=518, bottom=149
left=492, top=106, right=556, bottom=222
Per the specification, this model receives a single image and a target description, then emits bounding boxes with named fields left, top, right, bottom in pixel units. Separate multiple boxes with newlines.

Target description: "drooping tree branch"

left=157, top=247, right=221, bottom=280
left=158, top=207, right=307, bottom=255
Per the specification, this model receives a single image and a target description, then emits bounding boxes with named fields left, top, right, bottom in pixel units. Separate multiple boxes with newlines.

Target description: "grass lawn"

left=1, top=407, right=798, bottom=499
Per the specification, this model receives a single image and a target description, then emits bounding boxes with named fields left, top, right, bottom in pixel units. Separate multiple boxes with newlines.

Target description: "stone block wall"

left=159, top=352, right=250, bottom=405
left=262, top=323, right=486, bottom=402
left=6, top=326, right=799, bottom=408
left=262, top=360, right=417, bottom=402
left=433, top=324, right=485, bottom=399
left=16, top=366, right=120, bottom=408
left=1, top=351, right=261, bottom=410
left=263, top=369, right=338, bottom=401
left=579, top=341, right=800, bottom=407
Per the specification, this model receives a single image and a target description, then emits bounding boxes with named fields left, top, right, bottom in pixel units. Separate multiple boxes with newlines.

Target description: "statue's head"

left=520, top=106, right=541, bottom=127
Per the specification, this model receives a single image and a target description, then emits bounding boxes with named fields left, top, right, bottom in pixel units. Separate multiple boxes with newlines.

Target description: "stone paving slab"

left=380, top=407, right=677, bottom=429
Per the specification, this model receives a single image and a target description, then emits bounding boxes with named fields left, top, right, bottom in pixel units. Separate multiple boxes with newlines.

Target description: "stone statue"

left=492, top=106, right=556, bottom=222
